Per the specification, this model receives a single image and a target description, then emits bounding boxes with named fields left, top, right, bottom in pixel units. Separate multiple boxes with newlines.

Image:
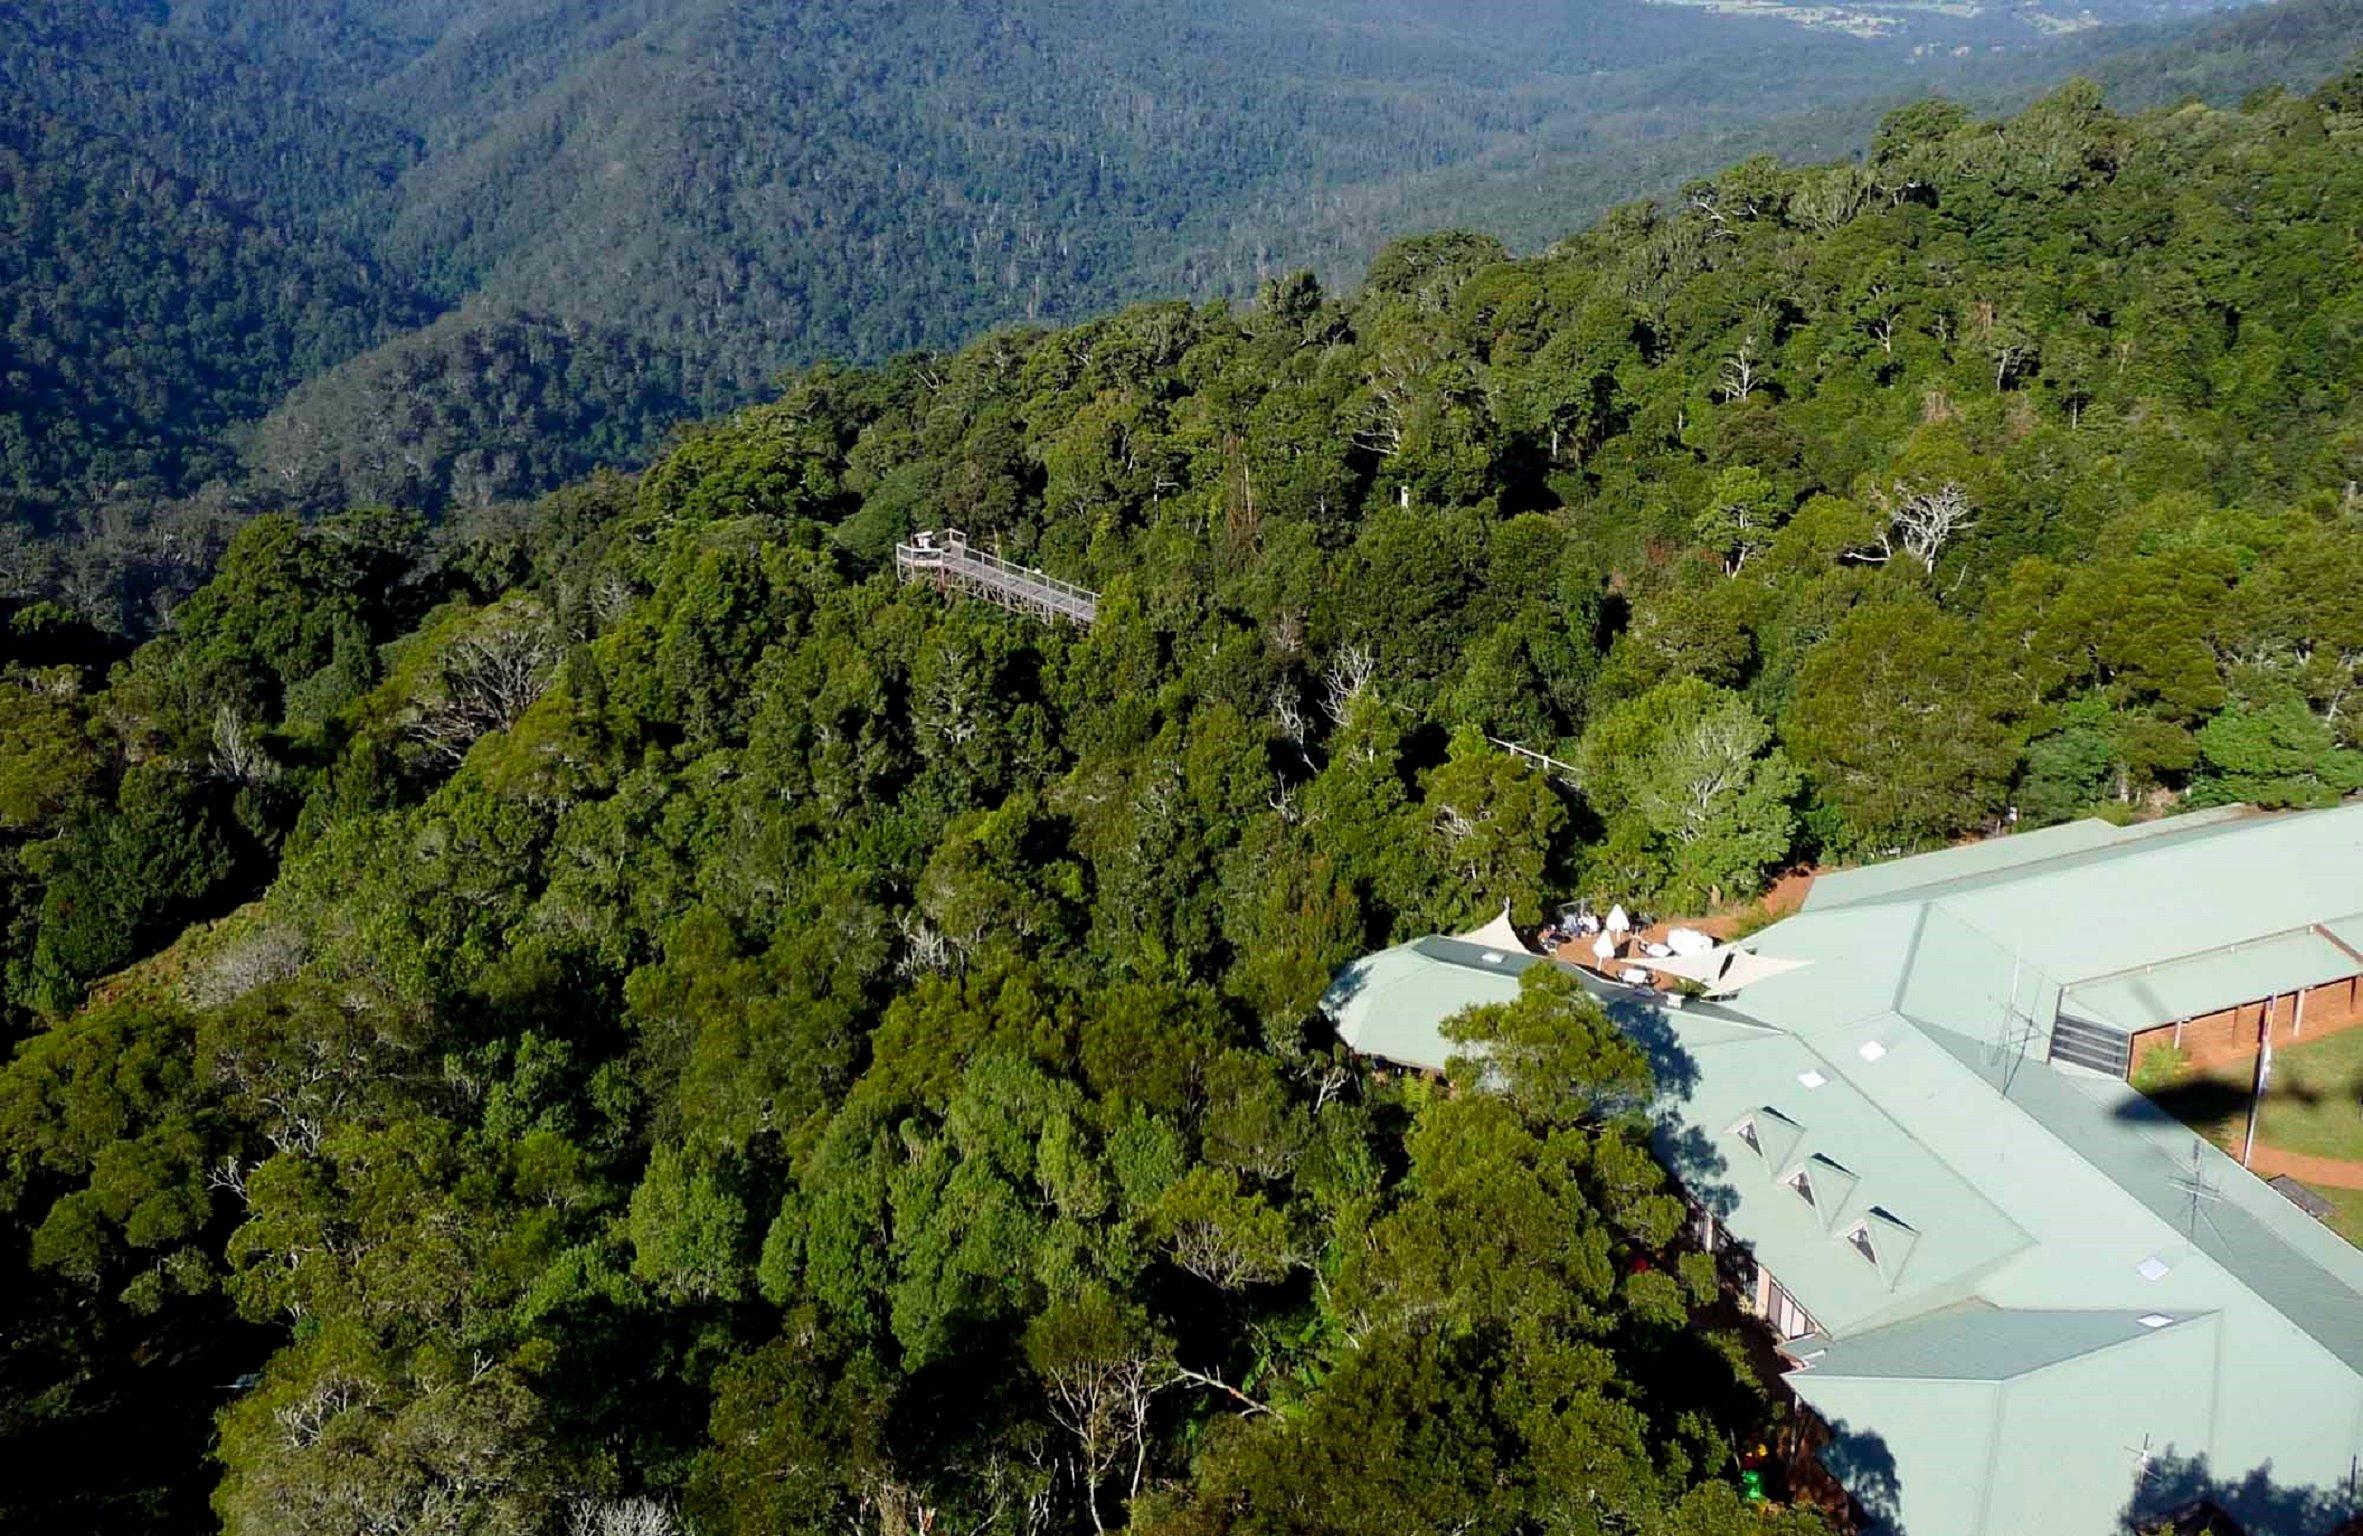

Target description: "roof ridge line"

left=2066, top=922, right=2353, bottom=991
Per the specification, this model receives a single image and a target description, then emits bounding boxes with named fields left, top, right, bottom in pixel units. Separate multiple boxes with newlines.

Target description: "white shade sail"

left=1455, top=903, right=1527, bottom=954
left=1635, top=945, right=1810, bottom=995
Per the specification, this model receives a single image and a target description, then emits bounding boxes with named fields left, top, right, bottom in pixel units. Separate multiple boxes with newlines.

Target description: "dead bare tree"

left=1852, top=481, right=1979, bottom=570
left=207, top=1154, right=251, bottom=1203
left=587, top=571, right=638, bottom=635
left=1165, top=1214, right=1293, bottom=1292
left=190, top=924, right=308, bottom=1009
left=1168, top=1365, right=1274, bottom=1419
left=895, top=912, right=955, bottom=979
left=566, top=1499, right=681, bottom=1536
left=1718, top=337, right=1764, bottom=402
left=1354, top=337, right=1439, bottom=459
left=272, top=1374, right=367, bottom=1450
left=1270, top=685, right=1310, bottom=757
left=210, top=705, right=280, bottom=786
left=1034, top=1331, right=1164, bottom=1534
left=1889, top=481, right=1978, bottom=568
left=409, top=607, right=560, bottom=766
left=1318, top=644, right=1377, bottom=726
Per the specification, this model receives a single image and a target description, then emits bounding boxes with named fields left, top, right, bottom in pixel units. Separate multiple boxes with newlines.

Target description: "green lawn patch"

left=2321, top=1187, right=2363, bottom=1249
left=2144, top=1026, right=2363, bottom=1165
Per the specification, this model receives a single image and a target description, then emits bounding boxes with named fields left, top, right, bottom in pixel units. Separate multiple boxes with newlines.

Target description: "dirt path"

left=2242, top=1143, right=2363, bottom=1191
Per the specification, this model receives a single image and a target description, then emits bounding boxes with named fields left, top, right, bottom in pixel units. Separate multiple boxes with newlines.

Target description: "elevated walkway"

left=894, top=529, right=1097, bottom=627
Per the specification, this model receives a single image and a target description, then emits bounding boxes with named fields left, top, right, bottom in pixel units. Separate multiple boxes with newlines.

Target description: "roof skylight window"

left=2137, top=1255, right=2171, bottom=1282
left=1843, top=1223, right=1878, bottom=1265
left=2137, top=1313, right=2173, bottom=1329
left=1857, top=1041, right=1887, bottom=1063
left=1797, top=1069, right=1828, bottom=1089
left=1786, top=1169, right=1817, bottom=1209
left=1734, top=1118, right=1762, bottom=1155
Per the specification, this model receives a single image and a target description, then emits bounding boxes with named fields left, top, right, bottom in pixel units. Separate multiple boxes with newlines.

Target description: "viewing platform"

left=893, top=528, right=1098, bottom=627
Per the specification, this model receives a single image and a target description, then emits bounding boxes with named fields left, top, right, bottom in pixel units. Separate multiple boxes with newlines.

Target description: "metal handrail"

left=895, top=528, right=1098, bottom=625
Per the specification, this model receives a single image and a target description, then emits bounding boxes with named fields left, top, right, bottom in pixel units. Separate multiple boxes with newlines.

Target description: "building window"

left=1756, top=1269, right=1817, bottom=1340
left=1734, top=1118, right=1761, bottom=1155
left=1785, top=1169, right=1816, bottom=1210
left=1844, top=1223, right=1878, bottom=1266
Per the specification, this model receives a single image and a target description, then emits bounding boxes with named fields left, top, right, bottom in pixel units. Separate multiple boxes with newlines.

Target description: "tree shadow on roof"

left=1603, top=991, right=1738, bottom=1210
left=1654, top=1121, right=1740, bottom=1218
left=1819, top=1417, right=1904, bottom=1534
left=2119, top=1452, right=2361, bottom=1536
left=1601, top=990, right=1702, bottom=1101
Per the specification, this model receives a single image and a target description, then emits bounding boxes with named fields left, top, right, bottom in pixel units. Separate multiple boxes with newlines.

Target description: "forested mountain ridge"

left=3, top=74, right=2361, bottom=1535
left=8, top=0, right=2355, bottom=635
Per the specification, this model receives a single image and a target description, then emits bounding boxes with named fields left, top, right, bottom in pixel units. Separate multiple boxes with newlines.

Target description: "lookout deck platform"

left=894, top=529, right=1098, bottom=627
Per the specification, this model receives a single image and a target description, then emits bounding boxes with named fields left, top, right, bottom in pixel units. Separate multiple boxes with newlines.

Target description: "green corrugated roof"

left=1791, top=1309, right=2228, bottom=1536
left=1323, top=801, right=2363, bottom=1536
left=1321, top=940, right=1525, bottom=1069
left=1809, top=805, right=2363, bottom=990
left=2322, top=912, right=2363, bottom=957
left=2062, top=929, right=2360, bottom=1034
left=1917, top=1019, right=2363, bottom=1376
left=1805, top=819, right=2129, bottom=912
left=1657, top=1026, right=2036, bottom=1338
left=1795, top=1302, right=2195, bottom=1381
left=1323, top=936, right=1768, bottom=1071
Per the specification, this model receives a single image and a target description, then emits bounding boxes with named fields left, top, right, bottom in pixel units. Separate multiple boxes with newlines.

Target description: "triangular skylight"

left=1802, top=1154, right=1860, bottom=1228
left=1747, top=1106, right=1806, bottom=1171
left=1862, top=1205, right=1922, bottom=1290
left=1844, top=1223, right=1879, bottom=1266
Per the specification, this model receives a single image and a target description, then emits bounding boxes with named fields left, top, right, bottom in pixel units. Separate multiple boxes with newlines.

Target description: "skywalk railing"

left=894, top=529, right=1098, bottom=627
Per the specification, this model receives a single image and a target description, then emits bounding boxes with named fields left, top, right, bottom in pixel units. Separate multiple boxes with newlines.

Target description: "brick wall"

left=2128, top=974, right=2363, bottom=1074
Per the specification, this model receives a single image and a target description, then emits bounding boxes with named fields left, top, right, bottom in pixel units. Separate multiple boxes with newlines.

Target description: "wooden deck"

left=894, top=529, right=1098, bottom=627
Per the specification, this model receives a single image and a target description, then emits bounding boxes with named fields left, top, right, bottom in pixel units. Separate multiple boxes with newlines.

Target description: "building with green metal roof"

left=1322, top=802, right=2363, bottom=1536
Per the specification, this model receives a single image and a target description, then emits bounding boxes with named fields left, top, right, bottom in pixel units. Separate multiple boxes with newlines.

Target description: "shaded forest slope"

left=2, top=73, right=2362, bottom=1536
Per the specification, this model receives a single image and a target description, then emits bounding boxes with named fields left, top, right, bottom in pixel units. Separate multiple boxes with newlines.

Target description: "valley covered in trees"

left=2, top=72, right=2363, bottom=1536
left=9, top=0, right=2363, bottom=635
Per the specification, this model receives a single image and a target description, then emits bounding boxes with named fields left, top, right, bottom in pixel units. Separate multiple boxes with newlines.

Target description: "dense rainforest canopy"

left=9, top=0, right=2363, bottom=633
left=3, top=73, right=2363, bottom=1535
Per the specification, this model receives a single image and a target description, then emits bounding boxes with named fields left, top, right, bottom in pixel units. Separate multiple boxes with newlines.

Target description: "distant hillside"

left=236, top=308, right=712, bottom=517
left=5, top=69, right=2361, bottom=1536
left=0, top=110, right=423, bottom=508
left=3, top=0, right=2357, bottom=629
